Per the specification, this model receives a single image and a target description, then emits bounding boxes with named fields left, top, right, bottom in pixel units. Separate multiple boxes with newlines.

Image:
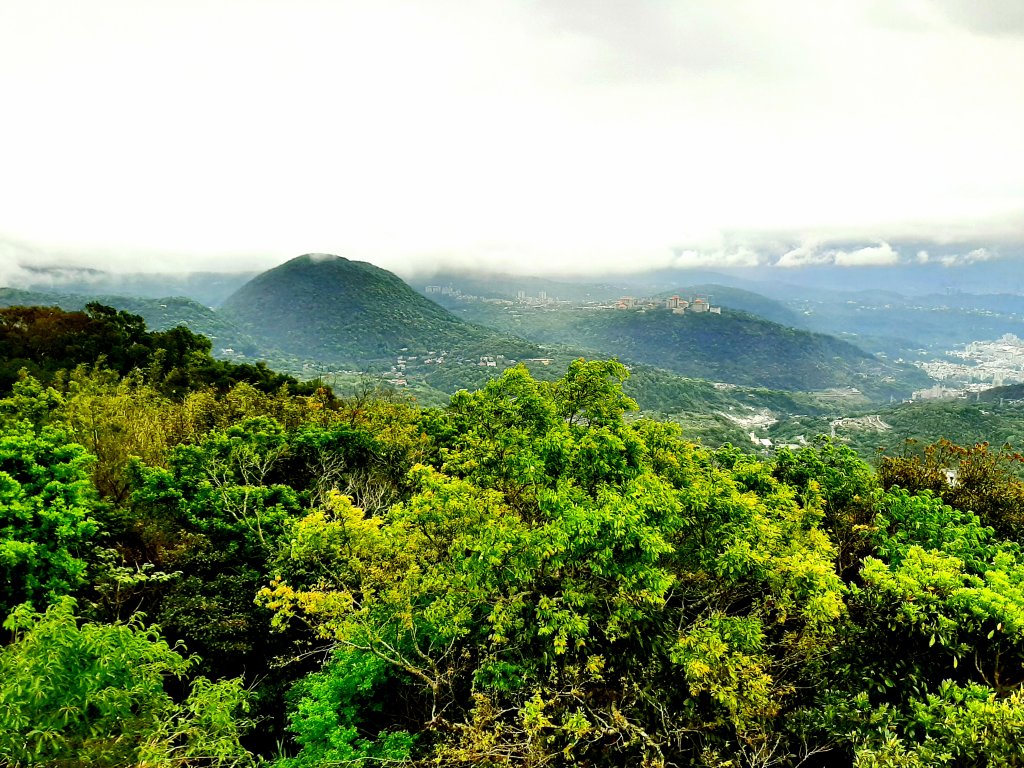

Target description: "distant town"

left=912, top=333, right=1024, bottom=399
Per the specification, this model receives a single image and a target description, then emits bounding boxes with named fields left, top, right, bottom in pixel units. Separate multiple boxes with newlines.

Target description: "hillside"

left=783, top=291, right=1024, bottom=357
left=756, top=394, right=1024, bottom=463
left=647, top=284, right=805, bottom=328
left=573, top=309, right=924, bottom=397
left=0, top=288, right=261, bottom=356
left=435, top=298, right=928, bottom=398
left=219, top=254, right=545, bottom=366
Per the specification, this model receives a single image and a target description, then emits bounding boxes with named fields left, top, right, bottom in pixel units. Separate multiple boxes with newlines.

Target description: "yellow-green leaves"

left=673, top=614, right=784, bottom=732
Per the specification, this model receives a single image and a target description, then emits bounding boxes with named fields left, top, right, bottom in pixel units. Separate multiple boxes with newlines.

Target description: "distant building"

left=913, top=384, right=960, bottom=401
left=665, top=295, right=689, bottom=313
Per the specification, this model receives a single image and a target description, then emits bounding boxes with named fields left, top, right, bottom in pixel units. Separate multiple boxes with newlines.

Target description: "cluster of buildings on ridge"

left=616, top=295, right=722, bottom=314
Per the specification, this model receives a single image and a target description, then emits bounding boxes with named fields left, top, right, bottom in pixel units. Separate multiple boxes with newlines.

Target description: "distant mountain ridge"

left=8, top=266, right=257, bottom=307
left=2, top=256, right=934, bottom=401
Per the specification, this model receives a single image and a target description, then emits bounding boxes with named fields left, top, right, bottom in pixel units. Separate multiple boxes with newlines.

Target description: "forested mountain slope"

left=220, top=254, right=509, bottom=364
left=439, top=299, right=928, bottom=397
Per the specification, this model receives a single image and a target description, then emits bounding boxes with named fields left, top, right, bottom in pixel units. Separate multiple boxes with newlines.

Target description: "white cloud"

left=672, top=246, right=764, bottom=269
left=774, top=241, right=900, bottom=268
left=777, top=243, right=832, bottom=268
left=939, top=247, right=997, bottom=267
left=965, top=247, right=996, bottom=263
left=0, top=2, right=1022, bottom=274
left=833, top=243, right=900, bottom=267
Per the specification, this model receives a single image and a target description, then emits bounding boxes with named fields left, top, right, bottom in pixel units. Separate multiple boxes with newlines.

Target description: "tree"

left=0, top=598, right=255, bottom=767
left=260, top=364, right=847, bottom=766
left=772, top=437, right=879, bottom=575
left=0, top=418, right=99, bottom=617
left=809, top=486, right=1024, bottom=765
left=879, top=439, right=1024, bottom=542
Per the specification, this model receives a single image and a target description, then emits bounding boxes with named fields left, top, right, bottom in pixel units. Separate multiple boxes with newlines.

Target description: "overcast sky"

left=2, top=0, right=1023, bottom=276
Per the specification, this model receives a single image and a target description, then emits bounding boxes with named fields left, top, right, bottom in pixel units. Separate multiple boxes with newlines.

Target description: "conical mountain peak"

left=220, top=255, right=485, bottom=364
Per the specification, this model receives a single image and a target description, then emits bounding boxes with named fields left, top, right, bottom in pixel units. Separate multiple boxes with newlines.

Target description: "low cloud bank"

left=674, top=239, right=1017, bottom=271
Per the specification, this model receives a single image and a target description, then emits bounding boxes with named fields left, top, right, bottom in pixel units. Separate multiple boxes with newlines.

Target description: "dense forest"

left=433, top=299, right=928, bottom=399
left=3, top=305, right=1024, bottom=766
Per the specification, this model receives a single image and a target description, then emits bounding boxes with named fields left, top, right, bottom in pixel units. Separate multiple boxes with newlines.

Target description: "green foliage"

left=4, top=343, right=1024, bottom=766
left=0, top=302, right=318, bottom=398
left=0, top=416, right=99, bottom=616
left=772, top=437, right=879, bottom=573
left=276, top=648, right=414, bottom=768
left=879, top=439, right=1024, bottom=541
left=59, top=368, right=175, bottom=503
left=808, top=486, right=1024, bottom=765
left=850, top=681, right=1024, bottom=766
left=857, top=488, right=1024, bottom=660
left=0, top=598, right=254, bottom=767
left=125, top=417, right=306, bottom=670
left=220, top=254, right=505, bottom=365
left=261, top=363, right=847, bottom=766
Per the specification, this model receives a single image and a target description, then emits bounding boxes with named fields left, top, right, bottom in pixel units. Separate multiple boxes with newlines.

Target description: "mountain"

left=432, top=298, right=929, bottom=398
left=539, top=309, right=924, bottom=396
left=220, top=254, right=506, bottom=365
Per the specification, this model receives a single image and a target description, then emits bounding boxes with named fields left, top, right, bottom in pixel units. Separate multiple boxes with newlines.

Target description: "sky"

left=1, top=0, right=1023, bottom=278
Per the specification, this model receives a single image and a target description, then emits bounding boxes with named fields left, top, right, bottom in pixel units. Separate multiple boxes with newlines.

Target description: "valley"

left=8, top=256, right=1024, bottom=463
